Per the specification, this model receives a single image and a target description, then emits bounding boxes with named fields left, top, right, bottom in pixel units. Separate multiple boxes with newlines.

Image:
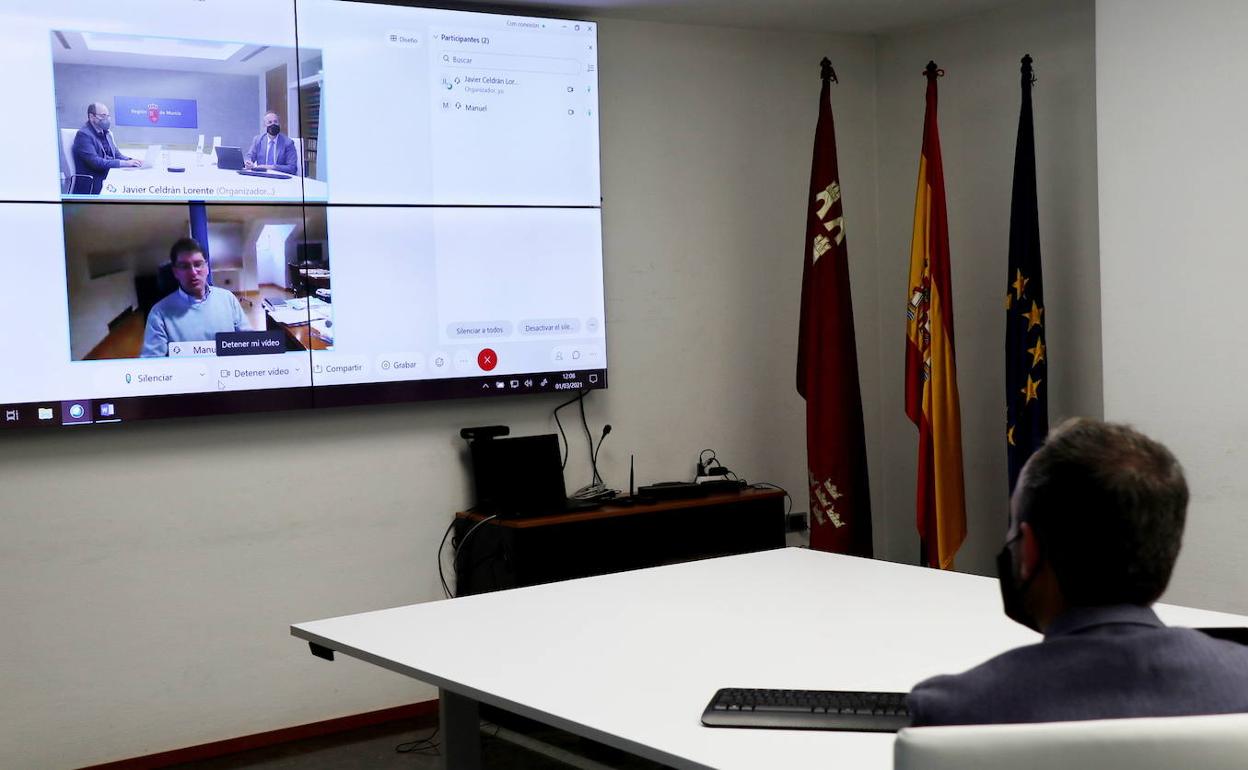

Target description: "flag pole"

left=921, top=60, right=937, bottom=569
left=919, top=59, right=940, bottom=569
left=798, top=54, right=874, bottom=557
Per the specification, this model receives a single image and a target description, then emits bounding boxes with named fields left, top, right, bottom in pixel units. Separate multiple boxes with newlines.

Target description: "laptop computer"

left=215, top=145, right=244, bottom=170
left=238, top=169, right=292, bottom=180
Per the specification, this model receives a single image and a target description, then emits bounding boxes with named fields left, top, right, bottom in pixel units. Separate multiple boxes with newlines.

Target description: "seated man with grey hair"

left=908, top=418, right=1248, bottom=725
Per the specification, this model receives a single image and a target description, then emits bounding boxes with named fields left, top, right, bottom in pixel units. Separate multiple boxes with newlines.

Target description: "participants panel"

left=296, top=0, right=600, bottom=206
left=309, top=206, right=606, bottom=404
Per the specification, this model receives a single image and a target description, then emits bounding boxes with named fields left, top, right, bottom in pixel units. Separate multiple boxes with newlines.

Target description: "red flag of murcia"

left=796, top=59, right=873, bottom=557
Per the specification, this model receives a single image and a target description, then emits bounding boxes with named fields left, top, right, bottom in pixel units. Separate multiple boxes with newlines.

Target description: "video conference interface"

left=0, top=0, right=606, bottom=427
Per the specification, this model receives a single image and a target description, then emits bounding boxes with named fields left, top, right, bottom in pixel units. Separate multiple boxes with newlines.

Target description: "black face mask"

left=266, top=124, right=281, bottom=136
left=96, top=117, right=111, bottom=132
left=997, top=534, right=1040, bottom=632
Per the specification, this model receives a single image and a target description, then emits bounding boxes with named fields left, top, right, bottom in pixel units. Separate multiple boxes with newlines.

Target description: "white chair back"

left=59, top=128, right=77, bottom=175
left=290, top=137, right=303, bottom=175
left=894, top=713, right=1248, bottom=770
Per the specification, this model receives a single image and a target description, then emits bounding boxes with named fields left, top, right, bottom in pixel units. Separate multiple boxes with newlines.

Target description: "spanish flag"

left=904, top=62, right=966, bottom=570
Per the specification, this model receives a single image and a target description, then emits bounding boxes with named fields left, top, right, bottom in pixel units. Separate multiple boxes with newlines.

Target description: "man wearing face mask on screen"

left=70, top=102, right=142, bottom=194
left=906, top=418, right=1248, bottom=726
left=244, top=111, right=297, bottom=175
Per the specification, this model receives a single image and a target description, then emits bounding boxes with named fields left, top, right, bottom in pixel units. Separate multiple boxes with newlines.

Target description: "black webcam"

left=459, top=425, right=510, bottom=441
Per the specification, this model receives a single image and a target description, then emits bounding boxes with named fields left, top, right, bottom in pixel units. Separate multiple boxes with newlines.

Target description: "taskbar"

left=312, top=368, right=606, bottom=408
left=0, top=369, right=607, bottom=430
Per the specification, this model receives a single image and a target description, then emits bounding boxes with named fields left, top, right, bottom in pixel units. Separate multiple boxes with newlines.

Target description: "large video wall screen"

left=0, top=0, right=605, bottom=429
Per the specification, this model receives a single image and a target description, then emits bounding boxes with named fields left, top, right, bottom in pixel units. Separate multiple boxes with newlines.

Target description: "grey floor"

left=168, top=714, right=671, bottom=770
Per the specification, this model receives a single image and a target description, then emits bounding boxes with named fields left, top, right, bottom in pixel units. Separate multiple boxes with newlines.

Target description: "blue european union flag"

left=1006, top=55, right=1048, bottom=492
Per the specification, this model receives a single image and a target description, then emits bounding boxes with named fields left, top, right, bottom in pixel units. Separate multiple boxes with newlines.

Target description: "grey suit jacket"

left=907, top=604, right=1248, bottom=726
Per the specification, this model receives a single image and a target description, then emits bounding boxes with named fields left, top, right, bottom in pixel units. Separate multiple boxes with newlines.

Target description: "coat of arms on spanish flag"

left=904, top=62, right=966, bottom=570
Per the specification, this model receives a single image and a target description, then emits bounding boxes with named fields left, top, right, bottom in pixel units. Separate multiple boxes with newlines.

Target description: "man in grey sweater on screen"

left=908, top=418, right=1248, bottom=726
left=141, top=237, right=249, bottom=357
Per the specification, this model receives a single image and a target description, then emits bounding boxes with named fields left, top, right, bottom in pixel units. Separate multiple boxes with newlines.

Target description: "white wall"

left=596, top=19, right=884, bottom=553
left=1097, top=0, right=1248, bottom=614
left=873, top=0, right=1101, bottom=573
left=0, top=20, right=879, bottom=770
left=66, top=269, right=138, bottom=359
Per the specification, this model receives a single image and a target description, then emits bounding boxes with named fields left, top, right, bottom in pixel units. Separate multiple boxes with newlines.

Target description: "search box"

left=441, top=51, right=580, bottom=75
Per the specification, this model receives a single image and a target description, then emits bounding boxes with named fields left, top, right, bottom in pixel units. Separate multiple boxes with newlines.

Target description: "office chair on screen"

left=59, top=128, right=93, bottom=194
left=893, top=712, right=1248, bottom=770
left=290, top=137, right=303, bottom=176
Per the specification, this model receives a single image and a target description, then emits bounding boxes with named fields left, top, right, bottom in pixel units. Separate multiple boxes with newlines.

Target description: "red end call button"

left=477, top=348, right=498, bottom=371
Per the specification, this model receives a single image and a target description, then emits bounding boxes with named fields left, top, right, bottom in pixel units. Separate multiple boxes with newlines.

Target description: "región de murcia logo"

left=811, top=180, right=846, bottom=263
left=810, top=474, right=846, bottom=529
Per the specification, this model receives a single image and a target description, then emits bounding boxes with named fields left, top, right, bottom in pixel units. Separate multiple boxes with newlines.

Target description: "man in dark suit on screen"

left=244, top=111, right=298, bottom=176
left=907, top=418, right=1248, bottom=726
left=71, top=102, right=141, bottom=194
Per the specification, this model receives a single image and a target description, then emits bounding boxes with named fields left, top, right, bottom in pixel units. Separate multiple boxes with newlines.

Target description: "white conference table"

left=290, top=548, right=1248, bottom=770
left=88, top=149, right=327, bottom=200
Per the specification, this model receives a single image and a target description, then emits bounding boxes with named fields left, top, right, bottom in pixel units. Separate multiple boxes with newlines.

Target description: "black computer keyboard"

left=701, top=688, right=910, bottom=732
left=237, top=169, right=292, bottom=179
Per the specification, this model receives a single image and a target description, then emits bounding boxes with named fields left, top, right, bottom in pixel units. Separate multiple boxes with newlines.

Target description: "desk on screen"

left=76, top=149, right=327, bottom=201
left=266, top=296, right=332, bottom=351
